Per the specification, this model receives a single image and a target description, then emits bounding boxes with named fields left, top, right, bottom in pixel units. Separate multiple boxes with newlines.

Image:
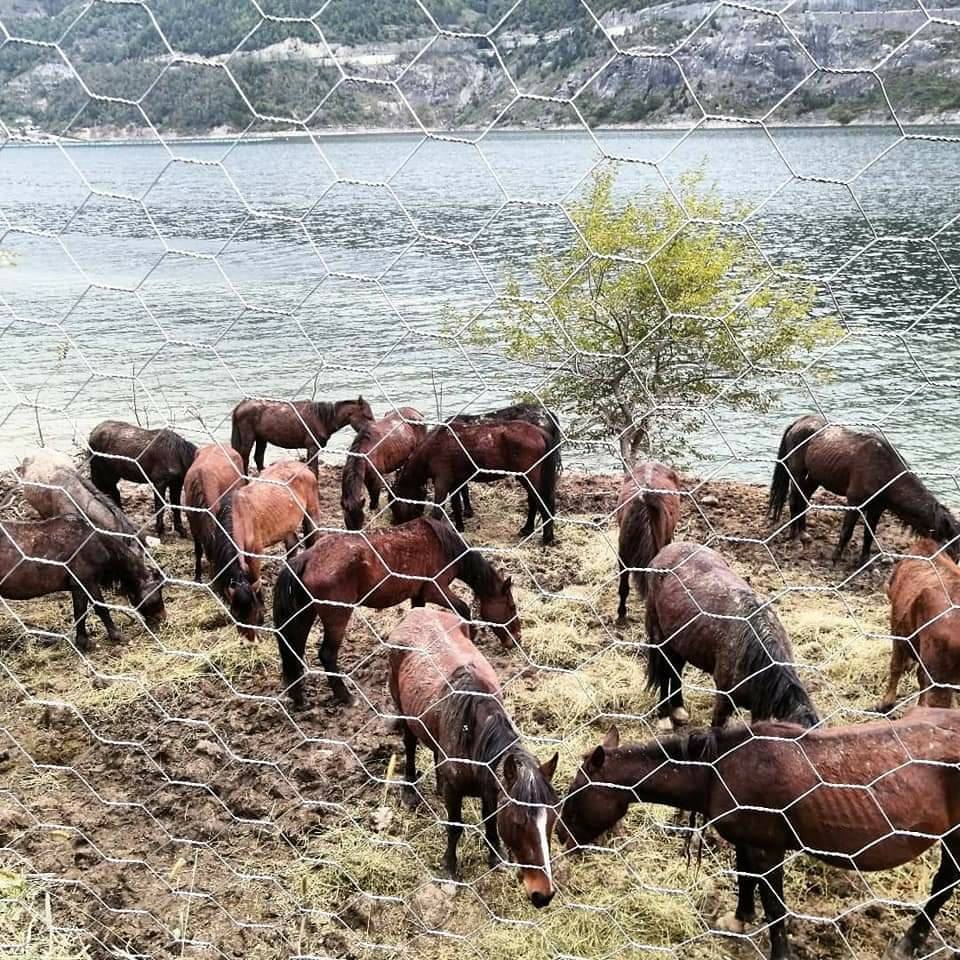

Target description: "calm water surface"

left=1, top=127, right=958, bottom=496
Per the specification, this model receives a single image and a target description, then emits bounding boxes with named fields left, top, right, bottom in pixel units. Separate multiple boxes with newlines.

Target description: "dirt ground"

left=0, top=464, right=954, bottom=959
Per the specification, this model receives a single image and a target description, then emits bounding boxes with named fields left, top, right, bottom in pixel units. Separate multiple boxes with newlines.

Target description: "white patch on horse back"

left=536, top=807, right=553, bottom=888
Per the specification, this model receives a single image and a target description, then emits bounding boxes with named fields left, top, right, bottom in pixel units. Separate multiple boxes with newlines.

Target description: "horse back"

left=234, top=461, right=315, bottom=549
left=444, top=420, right=547, bottom=480
left=0, top=518, right=104, bottom=598
left=184, top=445, right=245, bottom=511
left=360, top=407, right=427, bottom=474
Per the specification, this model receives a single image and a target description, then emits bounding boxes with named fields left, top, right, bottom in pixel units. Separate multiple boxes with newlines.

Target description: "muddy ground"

left=0, top=464, right=954, bottom=959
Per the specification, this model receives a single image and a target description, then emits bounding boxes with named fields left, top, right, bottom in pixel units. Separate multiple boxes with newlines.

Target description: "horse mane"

left=731, top=595, right=819, bottom=727
left=424, top=516, right=501, bottom=597
left=210, top=497, right=243, bottom=592
left=341, top=436, right=367, bottom=513
left=311, top=401, right=337, bottom=430
left=440, top=668, right=554, bottom=804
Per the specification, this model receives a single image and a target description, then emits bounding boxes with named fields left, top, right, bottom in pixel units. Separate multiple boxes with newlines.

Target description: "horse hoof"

left=616, top=616, right=628, bottom=628
left=715, top=911, right=753, bottom=934
left=670, top=707, right=690, bottom=726
left=656, top=717, right=674, bottom=733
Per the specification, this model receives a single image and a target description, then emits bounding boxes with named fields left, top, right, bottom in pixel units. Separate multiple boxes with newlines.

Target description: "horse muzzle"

left=521, top=869, right=554, bottom=908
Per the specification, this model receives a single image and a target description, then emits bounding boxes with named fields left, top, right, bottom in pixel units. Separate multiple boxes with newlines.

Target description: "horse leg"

left=617, top=557, right=630, bottom=625
left=305, top=443, right=319, bottom=476
left=193, top=534, right=204, bottom=582
left=461, top=485, right=474, bottom=520
left=170, top=479, right=186, bottom=537
left=366, top=471, right=382, bottom=511
left=788, top=475, right=814, bottom=539
left=254, top=439, right=267, bottom=473
left=441, top=783, right=464, bottom=880
left=743, top=846, right=792, bottom=960
left=416, top=581, right=471, bottom=623
left=877, top=639, right=911, bottom=713
left=716, top=844, right=758, bottom=933
left=319, top=610, right=353, bottom=705
left=88, top=583, right=121, bottom=644
left=831, top=507, right=859, bottom=564
left=859, top=503, right=884, bottom=565
left=711, top=690, right=735, bottom=729
left=481, top=791, right=502, bottom=868
left=400, top=726, right=420, bottom=809
left=519, top=476, right=537, bottom=537
left=71, top=588, right=92, bottom=653
left=885, top=834, right=960, bottom=959
left=153, top=483, right=167, bottom=537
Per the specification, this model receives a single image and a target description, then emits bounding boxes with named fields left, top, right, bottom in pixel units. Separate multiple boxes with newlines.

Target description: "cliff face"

left=1, top=0, right=959, bottom=137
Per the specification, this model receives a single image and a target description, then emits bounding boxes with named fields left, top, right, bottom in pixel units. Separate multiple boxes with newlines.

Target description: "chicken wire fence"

left=1, top=1, right=960, bottom=958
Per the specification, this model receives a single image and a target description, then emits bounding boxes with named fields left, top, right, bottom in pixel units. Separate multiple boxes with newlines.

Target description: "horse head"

left=556, top=727, right=629, bottom=850
left=478, top=574, right=520, bottom=647
left=933, top=504, right=960, bottom=561
left=496, top=751, right=559, bottom=908
left=226, top=572, right=264, bottom=640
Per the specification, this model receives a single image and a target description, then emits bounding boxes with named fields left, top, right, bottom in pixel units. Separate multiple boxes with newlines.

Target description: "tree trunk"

left=619, top=420, right=650, bottom=469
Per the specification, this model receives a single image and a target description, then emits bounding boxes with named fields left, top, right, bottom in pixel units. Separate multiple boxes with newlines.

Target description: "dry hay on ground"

left=0, top=467, right=950, bottom=960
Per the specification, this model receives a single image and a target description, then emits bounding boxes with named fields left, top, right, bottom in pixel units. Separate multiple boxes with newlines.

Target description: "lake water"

left=1, top=126, right=958, bottom=496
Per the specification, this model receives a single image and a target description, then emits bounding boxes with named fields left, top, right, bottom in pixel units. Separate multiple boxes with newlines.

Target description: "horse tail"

left=544, top=408, right=563, bottom=475
left=768, top=419, right=800, bottom=522
left=734, top=597, right=819, bottom=727
left=273, top=552, right=316, bottom=705
left=620, top=496, right=659, bottom=601
left=540, top=427, right=560, bottom=514
left=231, top=407, right=244, bottom=453
left=644, top=598, right=671, bottom=695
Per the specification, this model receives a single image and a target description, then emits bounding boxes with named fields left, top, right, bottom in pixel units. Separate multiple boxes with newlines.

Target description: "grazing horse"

left=0, top=517, right=165, bottom=650
left=230, top=395, right=374, bottom=474
left=391, top=421, right=559, bottom=545
left=768, top=414, right=960, bottom=564
left=558, top=712, right=960, bottom=960
left=210, top=460, right=321, bottom=639
left=88, top=420, right=197, bottom=538
left=273, top=517, right=520, bottom=707
left=341, top=406, right=426, bottom=529
left=879, top=538, right=960, bottom=711
left=645, top=542, right=818, bottom=731
left=388, top=607, right=558, bottom=907
left=17, top=448, right=154, bottom=546
left=615, top=460, right=681, bottom=624
left=447, top=403, right=563, bottom=522
left=182, top=444, right=248, bottom=583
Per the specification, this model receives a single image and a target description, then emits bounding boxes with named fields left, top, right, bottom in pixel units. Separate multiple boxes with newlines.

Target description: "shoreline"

left=7, top=118, right=960, bottom=148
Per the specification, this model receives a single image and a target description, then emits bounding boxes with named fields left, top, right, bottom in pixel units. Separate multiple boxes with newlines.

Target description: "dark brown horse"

left=768, top=414, right=960, bottom=564
left=388, top=607, right=558, bottom=907
left=0, top=517, right=165, bottom=650
left=390, top=420, right=559, bottom=545
left=231, top=395, right=373, bottom=474
left=273, top=517, right=520, bottom=707
left=558, top=712, right=960, bottom=960
left=615, top=460, right=681, bottom=625
left=209, top=460, right=321, bottom=639
left=879, top=538, right=960, bottom=711
left=645, top=542, right=818, bottom=731
left=447, top=403, right=562, bottom=522
left=341, top=406, right=426, bottom=529
left=183, top=444, right=248, bottom=583
left=88, top=420, right=197, bottom=538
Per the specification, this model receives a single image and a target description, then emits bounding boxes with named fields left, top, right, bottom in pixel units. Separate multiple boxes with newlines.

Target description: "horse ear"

left=588, top=746, right=605, bottom=771
left=502, top=753, right=518, bottom=789
left=602, top=726, right=620, bottom=749
left=540, top=752, right=558, bottom=782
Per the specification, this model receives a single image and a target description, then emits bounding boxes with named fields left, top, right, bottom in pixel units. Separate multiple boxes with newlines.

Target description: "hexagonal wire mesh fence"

left=1, top=0, right=960, bottom=958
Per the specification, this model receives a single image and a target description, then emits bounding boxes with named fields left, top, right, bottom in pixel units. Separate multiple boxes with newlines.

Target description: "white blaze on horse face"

left=536, top=807, right=553, bottom=888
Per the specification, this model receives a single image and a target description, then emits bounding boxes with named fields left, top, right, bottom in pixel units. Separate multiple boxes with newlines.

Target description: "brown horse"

left=879, top=538, right=960, bottom=711
left=390, top=420, right=559, bottom=545
left=341, top=406, right=426, bottom=529
left=231, top=395, right=373, bottom=474
left=645, top=542, right=818, bottom=731
left=273, top=517, right=520, bottom=707
left=769, top=414, right=960, bottom=564
left=447, top=403, right=563, bottom=522
left=0, top=517, right=165, bottom=650
left=615, top=460, right=681, bottom=625
left=182, top=444, right=247, bottom=583
left=388, top=607, right=558, bottom=907
left=558, top=712, right=960, bottom=960
left=210, top=460, right=321, bottom=638
left=88, top=420, right=198, bottom=537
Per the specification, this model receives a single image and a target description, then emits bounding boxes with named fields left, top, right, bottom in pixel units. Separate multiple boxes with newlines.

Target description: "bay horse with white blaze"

left=879, top=538, right=960, bottom=711
left=88, top=420, right=197, bottom=538
left=388, top=607, right=558, bottom=907
left=0, top=517, right=165, bottom=650
left=231, top=395, right=373, bottom=474
left=645, top=542, right=818, bottom=730
left=615, top=460, right=681, bottom=624
left=558, top=712, right=960, bottom=960
left=273, top=517, right=520, bottom=707
left=210, top=460, right=321, bottom=639
left=182, top=444, right=248, bottom=583
left=391, top=420, right=559, bottom=545
left=341, top=406, right=426, bottom=529
left=769, top=414, right=960, bottom=564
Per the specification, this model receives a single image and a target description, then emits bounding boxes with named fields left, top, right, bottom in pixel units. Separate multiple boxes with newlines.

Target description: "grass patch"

left=0, top=868, right=89, bottom=958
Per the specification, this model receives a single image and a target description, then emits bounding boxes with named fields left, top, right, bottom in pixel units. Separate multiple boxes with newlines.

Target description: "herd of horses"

left=6, top=399, right=960, bottom=959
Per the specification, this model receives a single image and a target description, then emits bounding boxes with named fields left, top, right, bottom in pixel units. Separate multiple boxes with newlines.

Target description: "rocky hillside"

left=1, top=0, right=959, bottom=137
